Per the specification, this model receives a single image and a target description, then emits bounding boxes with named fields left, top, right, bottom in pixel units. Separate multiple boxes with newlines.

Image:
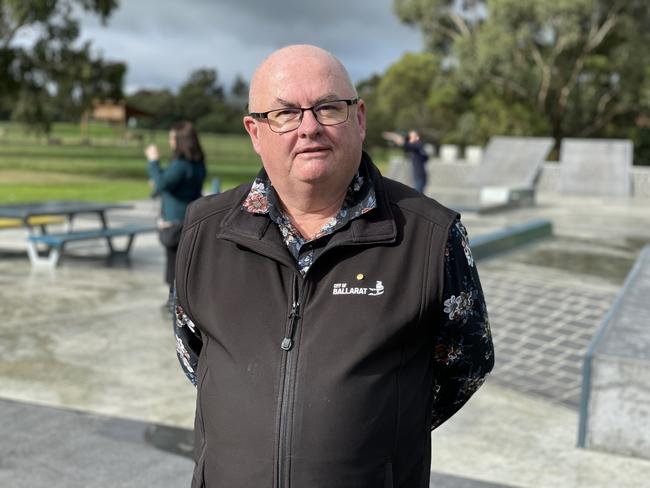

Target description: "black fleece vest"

left=176, top=154, right=458, bottom=488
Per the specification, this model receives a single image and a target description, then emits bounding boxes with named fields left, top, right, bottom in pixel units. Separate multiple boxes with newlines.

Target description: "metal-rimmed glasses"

left=249, top=98, right=359, bottom=134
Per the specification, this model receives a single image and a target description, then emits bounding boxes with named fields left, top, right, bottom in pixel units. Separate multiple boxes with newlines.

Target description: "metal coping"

left=576, top=244, right=650, bottom=448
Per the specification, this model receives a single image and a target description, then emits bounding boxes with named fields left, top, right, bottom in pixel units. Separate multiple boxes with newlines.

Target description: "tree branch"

left=596, top=90, right=614, bottom=116
left=580, top=104, right=632, bottom=136
left=586, top=14, right=618, bottom=51
left=529, top=45, right=548, bottom=109
left=448, top=11, right=472, bottom=38
left=1, top=7, right=32, bottom=49
left=557, top=9, right=620, bottom=115
left=439, top=25, right=461, bottom=42
left=489, top=74, right=528, bottom=98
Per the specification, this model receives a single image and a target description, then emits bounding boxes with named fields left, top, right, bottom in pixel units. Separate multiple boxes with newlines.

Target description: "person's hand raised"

left=145, top=144, right=160, bottom=161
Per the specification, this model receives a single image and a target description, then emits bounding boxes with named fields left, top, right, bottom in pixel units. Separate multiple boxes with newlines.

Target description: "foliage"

left=0, top=0, right=124, bottom=133
left=376, top=52, right=441, bottom=132
left=175, top=68, right=224, bottom=122
left=127, top=68, right=247, bottom=134
left=391, top=0, right=650, bottom=159
left=357, top=74, right=391, bottom=149
left=126, top=88, right=178, bottom=129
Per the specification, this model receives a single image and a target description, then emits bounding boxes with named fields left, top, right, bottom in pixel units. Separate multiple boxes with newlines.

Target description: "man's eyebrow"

left=274, top=94, right=342, bottom=108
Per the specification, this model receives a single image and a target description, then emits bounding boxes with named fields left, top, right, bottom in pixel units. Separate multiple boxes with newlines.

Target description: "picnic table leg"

left=104, top=235, right=116, bottom=254
left=96, top=210, right=117, bottom=254
left=64, top=214, right=75, bottom=233
left=26, top=240, right=61, bottom=268
left=24, top=226, right=60, bottom=267
left=106, top=233, right=136, bottom=259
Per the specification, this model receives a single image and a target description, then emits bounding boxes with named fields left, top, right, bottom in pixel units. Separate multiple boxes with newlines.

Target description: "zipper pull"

left=281, top=301, right=300, bottom=351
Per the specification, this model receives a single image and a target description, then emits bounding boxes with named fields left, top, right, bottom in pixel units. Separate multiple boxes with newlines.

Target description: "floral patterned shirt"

left=431, top=219, right=494, bottom=429
left=173, top=172, right=493, bottom=430
left=241, top=168, right=377, bottom=274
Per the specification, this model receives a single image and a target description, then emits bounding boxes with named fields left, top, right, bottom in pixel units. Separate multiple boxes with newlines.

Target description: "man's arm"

left=173, top=294, right=203, bottom=386
left=430, top=219, right=494, bottom=430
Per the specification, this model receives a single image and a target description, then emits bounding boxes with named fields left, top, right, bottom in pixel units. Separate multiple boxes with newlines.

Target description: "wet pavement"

left=1, top=194, right=650, bottom=487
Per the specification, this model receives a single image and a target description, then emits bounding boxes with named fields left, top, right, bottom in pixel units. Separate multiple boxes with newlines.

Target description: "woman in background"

left=145, top=121, right=206, bottom=311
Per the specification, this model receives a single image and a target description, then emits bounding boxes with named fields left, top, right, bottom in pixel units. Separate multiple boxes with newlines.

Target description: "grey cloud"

left=79, top=0, right=422, bottom=92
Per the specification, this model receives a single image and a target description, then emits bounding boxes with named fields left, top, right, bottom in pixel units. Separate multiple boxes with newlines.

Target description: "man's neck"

left=276, top=185, right=348, bottom=241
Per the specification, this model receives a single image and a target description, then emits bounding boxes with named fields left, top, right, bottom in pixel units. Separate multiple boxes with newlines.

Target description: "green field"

left=0, top=121, right=263, bottom=203
left=0, top=121, right=392, bottom=203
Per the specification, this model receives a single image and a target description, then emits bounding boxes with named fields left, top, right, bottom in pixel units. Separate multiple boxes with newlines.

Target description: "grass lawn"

left=0, top=122, right=262, bottom=202
left=0, top=121, right=391, bottom=203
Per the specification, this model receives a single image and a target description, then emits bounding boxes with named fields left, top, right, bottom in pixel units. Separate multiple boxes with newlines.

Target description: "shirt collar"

left=241, top=164, right=377, bottom=242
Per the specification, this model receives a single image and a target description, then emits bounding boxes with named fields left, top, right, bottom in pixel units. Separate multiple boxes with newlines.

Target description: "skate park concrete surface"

left=1, top=194, right=650, bottom=488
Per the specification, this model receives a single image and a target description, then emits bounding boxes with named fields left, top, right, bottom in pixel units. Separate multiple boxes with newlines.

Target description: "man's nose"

left=298, top=108, right=322, bottom=136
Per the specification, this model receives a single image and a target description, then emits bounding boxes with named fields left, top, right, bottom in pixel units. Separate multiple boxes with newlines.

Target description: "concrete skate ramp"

left=560, top=138, right=632, bottom=197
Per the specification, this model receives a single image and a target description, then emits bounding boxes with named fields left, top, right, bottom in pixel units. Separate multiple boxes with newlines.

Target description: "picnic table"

left=0, top=201, right=157, bottom=267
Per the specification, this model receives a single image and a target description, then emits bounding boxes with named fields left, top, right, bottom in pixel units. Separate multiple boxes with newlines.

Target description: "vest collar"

left=217, top=152, right=397, bottom=252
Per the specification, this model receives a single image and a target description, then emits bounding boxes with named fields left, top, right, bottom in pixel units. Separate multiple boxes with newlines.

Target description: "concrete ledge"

left=470, top=218, right=553, bottom=260
left=578, top=245, right=650, bottom=459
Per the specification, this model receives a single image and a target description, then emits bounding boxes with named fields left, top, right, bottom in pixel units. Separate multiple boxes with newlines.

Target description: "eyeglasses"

left=249, top=98, right=359, bottom=134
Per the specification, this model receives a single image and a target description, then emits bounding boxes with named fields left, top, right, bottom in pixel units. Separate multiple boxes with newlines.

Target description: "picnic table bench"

left=0, top=201, right=157, bottom=268
left=26, top=223, right=157, bottom=267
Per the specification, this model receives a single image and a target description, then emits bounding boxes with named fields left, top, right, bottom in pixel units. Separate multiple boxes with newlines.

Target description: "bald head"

left=248, top=45, right=356, bottom=111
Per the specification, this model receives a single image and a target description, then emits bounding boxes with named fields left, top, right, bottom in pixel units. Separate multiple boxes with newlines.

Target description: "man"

left=382, top=130, right=429, bottom=193
left=174, top=45, right=494, bottom=488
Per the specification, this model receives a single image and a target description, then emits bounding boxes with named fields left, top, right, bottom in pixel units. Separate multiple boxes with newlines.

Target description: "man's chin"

left=293, top=156, right=333, bottom=178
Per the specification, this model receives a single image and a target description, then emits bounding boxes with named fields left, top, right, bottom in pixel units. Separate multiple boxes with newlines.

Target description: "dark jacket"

left=148, top=157, right=206, bottom=222
left=176, top=158, right=489, bottom=488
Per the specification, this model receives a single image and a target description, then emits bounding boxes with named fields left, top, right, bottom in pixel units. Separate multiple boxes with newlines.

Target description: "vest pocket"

left=384, top=461, right=394, bottom=488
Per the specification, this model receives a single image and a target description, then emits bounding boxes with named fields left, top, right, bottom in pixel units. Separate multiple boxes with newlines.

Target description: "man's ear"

left=243, top=116, right=262, bottom=155
left=356, top=99, right=366, bottom=142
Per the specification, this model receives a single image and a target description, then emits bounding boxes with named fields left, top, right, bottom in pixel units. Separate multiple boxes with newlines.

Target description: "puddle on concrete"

left=509, top=235, right=648, bottom=285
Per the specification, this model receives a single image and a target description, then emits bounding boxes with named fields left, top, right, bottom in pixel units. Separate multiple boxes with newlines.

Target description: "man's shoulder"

left=381, top=176, right=458, bottom=227
left=184, top=183, right=251, bottom=227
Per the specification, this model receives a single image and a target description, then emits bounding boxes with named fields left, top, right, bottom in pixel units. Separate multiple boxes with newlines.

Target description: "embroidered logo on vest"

left=332, top=281, right=384, bottom=296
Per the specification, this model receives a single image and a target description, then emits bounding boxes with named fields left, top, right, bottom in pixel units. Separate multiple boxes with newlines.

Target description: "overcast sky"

left=78, top=0, right=423, bottom=94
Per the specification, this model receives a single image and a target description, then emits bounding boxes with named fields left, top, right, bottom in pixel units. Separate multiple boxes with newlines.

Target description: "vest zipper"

left=277, top=273, right=303, bottom=488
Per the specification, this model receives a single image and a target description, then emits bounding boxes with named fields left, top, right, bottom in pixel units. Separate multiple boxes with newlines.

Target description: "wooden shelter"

left=80, top=99, right=153, bottom=141
left=90, top=100, right=152, bottom=126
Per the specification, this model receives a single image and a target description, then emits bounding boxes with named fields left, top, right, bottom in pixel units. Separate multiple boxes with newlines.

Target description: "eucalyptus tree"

left=1, top=0, right=123, bottom=133
left=393, top=0, right=650, bottom=153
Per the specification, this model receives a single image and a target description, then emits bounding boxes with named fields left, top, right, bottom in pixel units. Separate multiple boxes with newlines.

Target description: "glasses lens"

left=314, top=100, right=349, bottom=125
left=262, top=100, right=353, bottom=133
left=267, top=108, right=302, bottom=133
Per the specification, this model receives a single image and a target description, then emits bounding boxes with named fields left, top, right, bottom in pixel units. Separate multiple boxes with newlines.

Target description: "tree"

left=357, top=74, right=391, bottom=149
left=126, top=89, right=178, bottom=129
left=393, top=0, right=650, bottom=157
left=176, top=68, right=225, bottom=122
left=376, top=52, right=441, bottom=132
left=228, top=74, right=249, bottom=110
left=127, top=68, right=247, bottom=135
left=359, top=52, right=469, bottom=147
left=1, top=0, right=122, bottom=132
left=0, top=0, right=116, bottom=49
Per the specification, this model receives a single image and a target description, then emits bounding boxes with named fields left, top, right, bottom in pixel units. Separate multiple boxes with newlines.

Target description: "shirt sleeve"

left=430, top=219, right=494, bottom=430
left=148, top=159, right=186, bottom=193
left=173, top=292, right=203, bottom=386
